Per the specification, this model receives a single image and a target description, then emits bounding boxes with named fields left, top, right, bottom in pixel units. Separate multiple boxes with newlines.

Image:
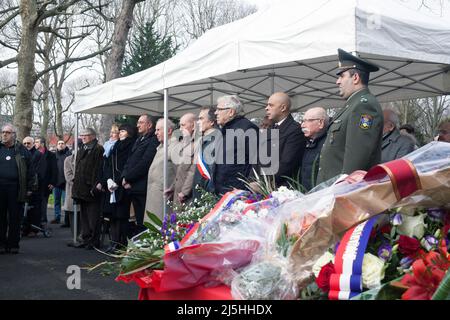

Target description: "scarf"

left=103, top=139, right=117, bottom=157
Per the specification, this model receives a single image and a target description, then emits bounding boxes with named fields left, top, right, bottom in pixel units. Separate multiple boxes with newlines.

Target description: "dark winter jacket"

left=32, top=148, right=58, bottom=197
left=102, top=136, right=136, bottom=204
left=72, top=139, right=104, bottom=202
left=300, top=131, right=327, bottom=191
left=121, top=129, right=159, bottom=195
left=0, top=141, right=32, bottom=202
left=214, top=116, right=259, bottom=195
left=55, top=147, right=72, bottom=188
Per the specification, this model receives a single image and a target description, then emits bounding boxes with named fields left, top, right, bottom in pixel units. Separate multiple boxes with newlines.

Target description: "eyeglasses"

left=23, top=142, right=32, bottom=145
left=302, top=118, right=322, bottom=122
left=216, top=107, right=231, bottom=112
left=2, top=131, right=13, bottom=134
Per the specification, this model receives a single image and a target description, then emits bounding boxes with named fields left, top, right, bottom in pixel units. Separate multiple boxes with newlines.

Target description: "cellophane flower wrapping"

left=262, top=142, right=450, bottom=294
left=156, top=188, right=303, bottom=292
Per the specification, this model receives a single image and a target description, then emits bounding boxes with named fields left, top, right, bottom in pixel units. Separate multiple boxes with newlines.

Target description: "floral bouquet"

left=268, top=141, right=450, bottom=291
left=107, top=186, right=301, bottom=293
left=308, top=207, right=450, bottom=300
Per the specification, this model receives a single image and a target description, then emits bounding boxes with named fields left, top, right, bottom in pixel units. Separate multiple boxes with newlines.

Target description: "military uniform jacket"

left=316, top=88, right=383, bottom=184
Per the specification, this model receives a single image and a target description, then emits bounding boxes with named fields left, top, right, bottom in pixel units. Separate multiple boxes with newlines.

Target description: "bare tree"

left=393, top=96, right=449, bottom=144
left=9, top=0, right=111, bottom=140
left=177, top=0, right=257, bottom=45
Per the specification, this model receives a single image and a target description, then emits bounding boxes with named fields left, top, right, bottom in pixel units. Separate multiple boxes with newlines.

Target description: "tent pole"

left=73, top=113, right=79, bottom=244
left=163, top=89, right=169, bottom=219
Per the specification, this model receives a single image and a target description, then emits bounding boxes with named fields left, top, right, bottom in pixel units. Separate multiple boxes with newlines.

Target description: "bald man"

left=167, top=113, right=197, bottom=205
left=263, top=92, right=306, bottom=187
left=300, top=107, right=329, bottom=191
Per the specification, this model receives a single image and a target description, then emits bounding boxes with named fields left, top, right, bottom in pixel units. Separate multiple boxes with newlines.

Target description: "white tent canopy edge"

left=72, top=0, right=450, bottom=118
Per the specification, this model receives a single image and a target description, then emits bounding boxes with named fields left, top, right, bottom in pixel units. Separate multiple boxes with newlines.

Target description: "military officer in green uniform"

left=316, top=48, right=383, bottom=184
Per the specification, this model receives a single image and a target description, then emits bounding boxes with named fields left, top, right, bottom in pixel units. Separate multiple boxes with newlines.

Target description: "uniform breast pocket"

left=327, top=122, right=343, bottom=146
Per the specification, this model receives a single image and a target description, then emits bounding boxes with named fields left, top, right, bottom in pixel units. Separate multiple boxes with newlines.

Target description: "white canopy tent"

left=71, top=0, right=450, bottom=232
left=73, top=0, right=450, bottom=118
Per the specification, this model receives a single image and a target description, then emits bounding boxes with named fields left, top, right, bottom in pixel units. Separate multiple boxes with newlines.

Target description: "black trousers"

left=79, top=200, right=101, bottom=246
left=0, top=183, right=21, bottom=250
left=22, top=192, right=43, bottom=235
left=130, top=193, right=146, bottom=234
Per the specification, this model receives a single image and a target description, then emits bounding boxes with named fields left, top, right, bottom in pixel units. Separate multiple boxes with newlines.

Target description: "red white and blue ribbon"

left=329, top=216, right=378, bottom=300
left=196, top=150, right=211, bottom=180
left=181, top=189, right=248, bottom=246
left=164, top=240, right=181, bottom=253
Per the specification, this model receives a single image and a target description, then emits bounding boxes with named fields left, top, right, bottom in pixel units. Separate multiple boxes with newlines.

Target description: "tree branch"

left=36, top=45, right=111, bottom=79
left=0, top=56, right=18, bottom=68
left=0, top=8, right=19, bottom=30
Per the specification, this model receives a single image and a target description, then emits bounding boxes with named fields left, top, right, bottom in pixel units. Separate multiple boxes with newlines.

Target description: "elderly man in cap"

left=317, top=49, right=383, bottom=184
left=71, top=128, right=104, bottom=249
left=381, top=109, right=415, bottom=163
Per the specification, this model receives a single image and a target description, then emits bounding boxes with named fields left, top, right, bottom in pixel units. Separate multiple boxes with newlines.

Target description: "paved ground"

left=0, top=209, right=139, bottom=300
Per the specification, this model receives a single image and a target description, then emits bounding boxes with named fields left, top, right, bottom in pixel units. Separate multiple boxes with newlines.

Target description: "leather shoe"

left=50, top=219, right=61, bottom=224
left=73, top=242, right=87, bottom=248
left=8, top=248, right=19, bottom=254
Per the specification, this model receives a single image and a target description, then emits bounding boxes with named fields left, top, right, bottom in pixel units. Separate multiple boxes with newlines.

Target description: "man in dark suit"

left=262, top=92, right=306, bottom=187
left=317, top=49, right=383, bottom=184
left=121, top=114, right=159, bottom=233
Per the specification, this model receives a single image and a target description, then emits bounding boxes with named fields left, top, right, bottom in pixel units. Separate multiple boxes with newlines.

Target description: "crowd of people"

left=1, top=48, right=450, bottom=255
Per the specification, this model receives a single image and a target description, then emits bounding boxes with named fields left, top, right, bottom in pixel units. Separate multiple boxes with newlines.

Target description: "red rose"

left=398, top=235, right=421, bottom=257
left=379, top=225, right=392, bottom=235
left=316, top=262, right=335, bottom=293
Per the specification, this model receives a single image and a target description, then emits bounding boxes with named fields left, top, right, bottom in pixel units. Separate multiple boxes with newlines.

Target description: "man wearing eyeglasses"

left=437, top=118, right=450, bottom=143
left=0, top=124, right=32, bottom=254
left=300, top=107, right=329, bottom=191
left=316, top=49, right=383, bottom=184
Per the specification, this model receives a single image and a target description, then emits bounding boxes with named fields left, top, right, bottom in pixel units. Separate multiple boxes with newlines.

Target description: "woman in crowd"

left=101, top=124, right=137, bottom=253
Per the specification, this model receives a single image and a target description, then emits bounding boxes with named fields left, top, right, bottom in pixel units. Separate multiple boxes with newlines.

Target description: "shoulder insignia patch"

left=359, top=114, right=373, bottom=130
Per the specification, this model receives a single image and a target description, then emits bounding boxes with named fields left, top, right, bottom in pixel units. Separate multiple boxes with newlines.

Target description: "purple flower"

left=334, top=241, right=340, bottom=254
left=399, top=256, right=414, bottom=270
left=186, top=223, right=195, bottom=233
left=422, top=235, right=439, bottom=251
left=170, top=230, right=176, bottom=241
left=426, top=208, right=445, bottom=222
left=170, top=213, right=177, bottom=224
left=377, top=243, right=393, bottom=262
left=391, top=213, right=403, bottom=226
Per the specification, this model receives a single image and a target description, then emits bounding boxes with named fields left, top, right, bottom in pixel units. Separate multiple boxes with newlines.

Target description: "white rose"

left=312, top=251, right=335, bottom=278
left=397, top=214, right=426, bottom=239
left=362, top=253, right=385, bottom=289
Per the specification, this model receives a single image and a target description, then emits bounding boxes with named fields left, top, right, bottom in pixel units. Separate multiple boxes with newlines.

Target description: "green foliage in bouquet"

left=238, top=169, right=276, bottom=198
left=87, top=187, right=218, bottom=276
left=276, top=223, right=299, bottom=258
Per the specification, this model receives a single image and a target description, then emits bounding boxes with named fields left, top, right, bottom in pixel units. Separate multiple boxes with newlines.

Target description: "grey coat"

left=381, top=128, right=415, bottom=163
left=63, top=154, right=75, bottom=212
left=144, top=138, right=177, bottom=220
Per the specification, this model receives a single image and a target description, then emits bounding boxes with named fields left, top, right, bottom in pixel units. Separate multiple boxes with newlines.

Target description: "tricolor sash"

left=329, top=216, right=378, bottom=300
left=196, top=150, right=211, bottom=180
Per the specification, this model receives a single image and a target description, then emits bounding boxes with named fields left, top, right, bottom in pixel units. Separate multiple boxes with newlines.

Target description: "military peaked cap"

left=336, top=48, right=379, bottom=75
